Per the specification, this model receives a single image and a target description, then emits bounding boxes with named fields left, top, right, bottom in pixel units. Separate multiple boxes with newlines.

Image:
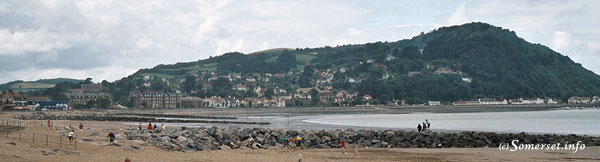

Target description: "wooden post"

left=46, top=134, right=48, bottom=146
left=75, top=137, right=77, bottom=150
left=19, top=131, right=21, bottom=140
left=33, top=133, right=35, bottom=143
left=60, top=136, right=62, bottom=148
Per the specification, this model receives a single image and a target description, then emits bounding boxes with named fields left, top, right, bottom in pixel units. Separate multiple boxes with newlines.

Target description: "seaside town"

left=3, top=1, right=600, bottom=161
left=1, top=70, right=599, bottom=111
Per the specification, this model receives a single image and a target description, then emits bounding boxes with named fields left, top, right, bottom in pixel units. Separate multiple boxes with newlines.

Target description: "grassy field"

left=181, top=63, right=218, bottom=72
left=10, top=83, right=55, bottom=89
left=137, top=73, right=176, bottom=79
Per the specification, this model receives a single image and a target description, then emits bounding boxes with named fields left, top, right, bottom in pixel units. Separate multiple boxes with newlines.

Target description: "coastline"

left=1, top=107, right=600, bottom=162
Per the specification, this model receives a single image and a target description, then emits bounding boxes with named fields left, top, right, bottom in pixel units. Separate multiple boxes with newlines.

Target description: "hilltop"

left=44, top=22, right=600, bottom=106
left=0, top=78, right=83, bottom=93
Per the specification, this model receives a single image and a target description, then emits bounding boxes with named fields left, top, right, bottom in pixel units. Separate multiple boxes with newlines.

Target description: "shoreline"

left=5, top=106, right=600, bottom=136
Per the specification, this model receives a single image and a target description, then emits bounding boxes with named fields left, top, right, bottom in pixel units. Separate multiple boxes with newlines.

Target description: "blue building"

left=27, top=101, right=69, bottom=110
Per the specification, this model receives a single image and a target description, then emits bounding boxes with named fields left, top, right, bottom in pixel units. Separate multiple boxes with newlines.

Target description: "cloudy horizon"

left=1, top=0, right=599, bottom=84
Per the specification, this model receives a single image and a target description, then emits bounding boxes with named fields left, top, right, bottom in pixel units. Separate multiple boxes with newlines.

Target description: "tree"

left=183, top=75, right=197, bottom=93
left=277, top=50, right=297, bottom=67
left=83, top=78, right=93, bottom=84
left=212, top=77, right=232, bottom=88
left=310, top=88, right=319, bottom=105
left=264, top=88, right=275, bottom=99
left=97, top=97, right=111, bottom=109
left=141, top=101, right=148, bottom=108
left=51, top=94, right=69, bottom=102
left=299, top=77, right=312, bottom=88
left=86, top=100, right=96, bottom=108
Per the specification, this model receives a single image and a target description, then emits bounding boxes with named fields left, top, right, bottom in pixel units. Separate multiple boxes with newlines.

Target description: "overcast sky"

left=1, top=0, right=599, bottom=84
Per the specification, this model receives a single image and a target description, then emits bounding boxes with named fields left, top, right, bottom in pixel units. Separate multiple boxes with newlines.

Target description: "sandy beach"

left=1, top=129, right=599, bottom=162
left=1, top=107, right=599, bottom=162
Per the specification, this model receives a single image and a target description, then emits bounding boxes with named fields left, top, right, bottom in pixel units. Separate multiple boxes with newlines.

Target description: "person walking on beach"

left=353, top=144, right=360, bottom=157
left=425, top=119, right=431, bottom=129
left=338, top=139, right=347, bottom=155
left=147, top=123, right=153, bottom=130
left=161, top=124, right=167, bottom=130
left=67, top=130, right=74, bottom=142
left=417, top=123, right=422, bottom=133
left=107, top=132, right=116, bottom=143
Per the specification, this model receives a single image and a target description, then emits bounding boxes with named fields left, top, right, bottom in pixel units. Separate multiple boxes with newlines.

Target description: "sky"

left=1, top=0, right=599, bottom=84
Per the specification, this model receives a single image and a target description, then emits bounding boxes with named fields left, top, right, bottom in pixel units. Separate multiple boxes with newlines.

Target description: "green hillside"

left=0, top=78, right=83, bottom=92
left=103, top=22, right=600, bottom=105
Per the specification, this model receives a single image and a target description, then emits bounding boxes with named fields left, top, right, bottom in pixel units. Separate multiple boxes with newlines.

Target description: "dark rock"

left=62, top=149, right=80, bottom=155
left=131, top=145, right=141, bottom=149
left=89, top=132, right=100, bottom=136
left=6, top=141, right=16, bottom=145
left=40, top=149, right=56, bottom=156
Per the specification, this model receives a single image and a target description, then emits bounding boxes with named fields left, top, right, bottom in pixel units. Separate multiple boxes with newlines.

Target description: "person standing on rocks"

left=147, top=123, right=153, bottom=130
left=426, top=119, right=431, bottom=129
left=422, top=122, right=427, bottom=131
left=79, top=123, right=83, bottom=129
left=153, top=124, right=158, bottom=130
left=417, top=123, right=422, bottom=133
left=67, top=130, right=74, bottom=142
left=300, top=136, right=305, bottom=148
left=107, top=132, right=116, bottom=143
left=296, top=136, right=302, bottom=149
left=283, top=137, right=290, bottom=149
left=248, top=135, right=255, bottom=148
left=138, top=123, right=142, bottom=130
left=161, top=124, right=166, bottom=130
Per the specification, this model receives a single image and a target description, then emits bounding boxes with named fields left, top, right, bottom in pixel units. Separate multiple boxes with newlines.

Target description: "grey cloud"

left=1, top=0, right=599, bottom=84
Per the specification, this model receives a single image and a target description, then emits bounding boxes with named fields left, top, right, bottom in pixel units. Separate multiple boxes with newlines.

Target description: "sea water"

left=302, top=109, right=600, bottom=136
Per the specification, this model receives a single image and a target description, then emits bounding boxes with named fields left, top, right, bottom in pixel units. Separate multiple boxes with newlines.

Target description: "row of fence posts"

left=1, top=119, right=74, bottom=150
left=0, top=119, right=26, bottom=127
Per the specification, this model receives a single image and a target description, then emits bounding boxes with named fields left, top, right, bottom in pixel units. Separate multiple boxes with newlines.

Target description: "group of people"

left=417, top=119, right=431, bottom=133
left=139, top=122, right=167, bottom=131
left=282, top=136, right=305, bottom=149
left=65, top=123, right=117, bottom=144
left=66, top=123, right=86, bottom=143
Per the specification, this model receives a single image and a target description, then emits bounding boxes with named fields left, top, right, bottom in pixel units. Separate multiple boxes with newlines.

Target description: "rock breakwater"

left=126, top=127, right=600, bottom=152
left=15, top=114, right=269, bottom=125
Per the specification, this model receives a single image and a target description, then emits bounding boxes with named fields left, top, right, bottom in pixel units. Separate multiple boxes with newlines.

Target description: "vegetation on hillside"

left=34, top=22, right=600, bottom=106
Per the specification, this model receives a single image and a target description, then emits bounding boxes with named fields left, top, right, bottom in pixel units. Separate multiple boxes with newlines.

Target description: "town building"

left=568, top=96, right=591, bottom=104
left=180, top=96, right=203, bottom=108
left=65, top=92, right=112, bottom=107
left=129, top=91, right=183, bottom=108
left=0, top=90, right=26, bottom=110
left=428, top=101, right=441, bottom=106
left=81, top=83, right=104, bottom=92
left=479, top=98, right=508, bottom=105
